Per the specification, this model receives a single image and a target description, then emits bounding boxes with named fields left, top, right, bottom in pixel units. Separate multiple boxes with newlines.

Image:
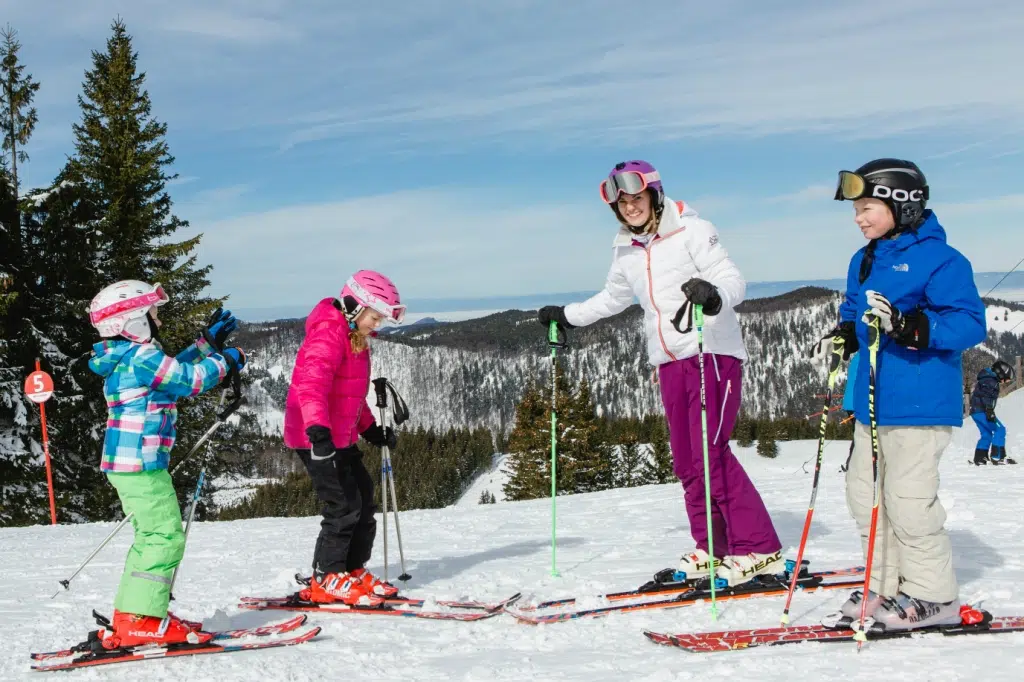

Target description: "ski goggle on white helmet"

left=88, top=280, right=169, bottom=342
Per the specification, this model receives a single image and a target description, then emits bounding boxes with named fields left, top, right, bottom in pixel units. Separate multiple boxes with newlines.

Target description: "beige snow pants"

left=845, top=422, right=958, bottom=603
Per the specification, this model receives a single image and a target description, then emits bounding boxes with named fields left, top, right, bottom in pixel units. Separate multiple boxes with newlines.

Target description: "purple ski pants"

left=659, top=353, right=781, bottom=556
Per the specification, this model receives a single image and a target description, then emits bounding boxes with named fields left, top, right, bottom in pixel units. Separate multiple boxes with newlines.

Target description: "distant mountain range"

left=234, top=271, right=1024, bottom=322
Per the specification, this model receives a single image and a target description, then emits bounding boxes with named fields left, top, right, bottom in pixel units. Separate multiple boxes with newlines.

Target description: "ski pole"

left=781, top=336, right=845, bottom=625
left=855, top=317, right=882, bottom=650
left=548, top=320, right=567, bottom=577
left=168, top=466, right=207, bottom=598
left=373, top=378, right=412, bottom=582
left=694, top=304, right=717, bottom=620
left=51, top=368, right=243, bottom=598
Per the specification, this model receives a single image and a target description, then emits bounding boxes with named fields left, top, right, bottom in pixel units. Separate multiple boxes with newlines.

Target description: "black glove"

left=986, top=409, right=997, bottom=422
left=862, top=290, right=929, bottom=349
left=306, top=425, right=335, bottom=461
left=361, top=423, right=398, bottom=449
left=680, top=278, right=722, bottom=316
left=538, top=305, right=574, bottom=329
left=810, top=322, right=858, bottom=361
left=203, top=307, right=238, bottom=351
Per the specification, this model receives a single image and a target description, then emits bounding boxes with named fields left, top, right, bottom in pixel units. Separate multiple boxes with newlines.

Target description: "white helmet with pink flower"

left=341, top=270, right=405, bottom=324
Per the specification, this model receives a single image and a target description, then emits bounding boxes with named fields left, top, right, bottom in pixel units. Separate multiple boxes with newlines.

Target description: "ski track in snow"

left=5, top=395, right=1024, bottom=679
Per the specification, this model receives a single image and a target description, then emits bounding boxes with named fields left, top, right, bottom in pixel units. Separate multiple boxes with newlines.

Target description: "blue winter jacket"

left=969, top=368, right=1000, bottom=416
left=839, top=211, right=986, bottom=427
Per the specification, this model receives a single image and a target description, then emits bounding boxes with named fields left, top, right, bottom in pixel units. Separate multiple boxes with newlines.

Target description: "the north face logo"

left=709, top=235, right=719, bottom=247
left=892, top=263, right=909, bottom=272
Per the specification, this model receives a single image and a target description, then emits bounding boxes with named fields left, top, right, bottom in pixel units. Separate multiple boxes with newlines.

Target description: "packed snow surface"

left=3, top=393, right=1024, bottom=679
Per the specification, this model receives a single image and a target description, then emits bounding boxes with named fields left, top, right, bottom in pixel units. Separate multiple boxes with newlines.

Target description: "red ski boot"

left=306, top=572, right=385, bottom=606
left=101, top=611, right=213, bottom=650
left=352, top=568, right=400, bottom=598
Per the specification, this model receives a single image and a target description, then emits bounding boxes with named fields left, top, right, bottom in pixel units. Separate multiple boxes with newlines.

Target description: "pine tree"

left=756, top=423, right=779, bottom=459
left=49, top=18, right=256, bottom=519
left=564, top=376, right=608, bottom=493
left=0, top=25, right=46, bottom=526
left=734, top=413, right=755, bottom=448
left=503, top=379, right=552, bottom=501
left=615, top=439, right=645, bottom=488
left=641, top=420, right=675, bottom=484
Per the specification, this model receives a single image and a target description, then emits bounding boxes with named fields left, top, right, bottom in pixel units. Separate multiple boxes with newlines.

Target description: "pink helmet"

left=341, top=270, right=405, bottom=324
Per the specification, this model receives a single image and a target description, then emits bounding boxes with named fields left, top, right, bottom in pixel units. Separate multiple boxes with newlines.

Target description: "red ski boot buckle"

left=959, top=604, right=986, bottom=625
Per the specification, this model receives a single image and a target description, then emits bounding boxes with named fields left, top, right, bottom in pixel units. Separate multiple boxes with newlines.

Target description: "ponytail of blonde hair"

left=349, top=329, right=368, bottom=354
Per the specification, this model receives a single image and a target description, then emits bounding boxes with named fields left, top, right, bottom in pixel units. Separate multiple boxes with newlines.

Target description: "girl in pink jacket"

left=284, top=270, right=406, bottom=606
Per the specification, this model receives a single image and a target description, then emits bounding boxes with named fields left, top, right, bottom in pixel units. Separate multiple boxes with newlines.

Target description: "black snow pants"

left=296, top=445, right=377, bottom=576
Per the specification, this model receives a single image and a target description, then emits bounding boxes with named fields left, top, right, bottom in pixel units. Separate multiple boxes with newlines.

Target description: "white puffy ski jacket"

left=564, top=198, right=747, bottom=367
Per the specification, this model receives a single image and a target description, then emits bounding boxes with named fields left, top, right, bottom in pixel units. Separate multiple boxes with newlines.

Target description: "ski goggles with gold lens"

left=835, top=170, right=929, bottom=202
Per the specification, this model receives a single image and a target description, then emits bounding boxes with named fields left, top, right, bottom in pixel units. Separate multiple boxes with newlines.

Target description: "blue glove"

left=203, top=308, right=238, bottom=351
left=222, top=347, right=247, bottom=372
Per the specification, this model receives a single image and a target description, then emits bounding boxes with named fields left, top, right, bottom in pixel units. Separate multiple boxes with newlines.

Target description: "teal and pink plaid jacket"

left=88, top=337, right=228, bottom=473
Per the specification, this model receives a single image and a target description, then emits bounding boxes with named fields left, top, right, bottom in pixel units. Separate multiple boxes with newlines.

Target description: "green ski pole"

left=694, top=304, right=718, bottom=620
left=548, top=320, right=566, bottom=577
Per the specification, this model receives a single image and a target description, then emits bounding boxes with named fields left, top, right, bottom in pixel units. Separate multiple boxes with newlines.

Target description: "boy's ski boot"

left=873, top=593, right=962, bottom=631
left=974, top=448, right=990, bottom=465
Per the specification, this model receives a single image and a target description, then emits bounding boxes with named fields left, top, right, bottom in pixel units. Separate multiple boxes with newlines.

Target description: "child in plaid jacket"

left=86, top=279, right=244, bottom=648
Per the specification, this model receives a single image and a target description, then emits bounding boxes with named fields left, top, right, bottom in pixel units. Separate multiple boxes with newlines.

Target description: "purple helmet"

left=599, top=160, right=665, bottom=228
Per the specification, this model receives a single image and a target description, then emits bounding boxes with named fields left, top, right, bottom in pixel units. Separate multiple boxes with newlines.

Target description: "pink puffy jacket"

left=283, top=298, right=376, bottom=450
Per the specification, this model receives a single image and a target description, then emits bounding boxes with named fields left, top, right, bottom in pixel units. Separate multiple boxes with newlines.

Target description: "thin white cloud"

left=11, top=0, right=1024, bottom=161
left=177, top=187, right=1024, bottom=308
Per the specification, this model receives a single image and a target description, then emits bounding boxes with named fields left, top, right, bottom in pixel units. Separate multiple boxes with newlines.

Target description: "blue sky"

left=8, top=0, right=1024, bottom=315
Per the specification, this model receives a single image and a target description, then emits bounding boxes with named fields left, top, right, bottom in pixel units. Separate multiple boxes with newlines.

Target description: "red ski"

left=239, top=592, right=521, bottom=621
left=644, top=611, right=1024, bottom=652
left=30, top=614, right=308, bottom=661
left=30, top=627, right=321, bottom=672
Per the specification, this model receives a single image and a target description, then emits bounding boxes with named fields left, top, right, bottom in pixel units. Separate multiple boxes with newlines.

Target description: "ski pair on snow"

left=644, top=608, right=1024, bottom=653
left=30, top=614, right=319, bottom=672
left=506, top=562, right=866, bottom=624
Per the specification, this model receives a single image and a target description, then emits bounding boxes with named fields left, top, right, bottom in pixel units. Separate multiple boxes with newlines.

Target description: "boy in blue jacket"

left=811, top=159, right=986, bottom=631
left=970, top=360, right=1016, bottom=465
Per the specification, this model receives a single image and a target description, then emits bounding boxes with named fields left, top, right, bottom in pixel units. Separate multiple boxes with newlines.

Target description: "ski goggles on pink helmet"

left=342, top=275, right=407, bottom=324
left=599, top=169, right=662, bottom=204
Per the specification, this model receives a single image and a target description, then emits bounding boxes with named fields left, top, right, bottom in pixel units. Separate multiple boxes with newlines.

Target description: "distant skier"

left=284, top=270, right=405, bottom=606
left=537, top=160, right=783, bottom=587
left=814, top=158, right=986, bottom=631
left=86, top=281, right=245, bottom=648
left=970, top=360, right=1016, bottom=465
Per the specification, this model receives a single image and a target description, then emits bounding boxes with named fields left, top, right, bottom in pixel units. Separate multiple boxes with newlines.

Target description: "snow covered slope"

left=3, top=394, right=1024, bottom=680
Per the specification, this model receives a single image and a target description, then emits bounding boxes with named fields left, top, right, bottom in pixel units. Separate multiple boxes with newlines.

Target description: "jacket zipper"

left=645, top=241, right=677, bottom=362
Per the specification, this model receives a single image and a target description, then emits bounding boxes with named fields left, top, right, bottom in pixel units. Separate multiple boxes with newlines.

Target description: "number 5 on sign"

left=24, top=361, right=57, bottom=525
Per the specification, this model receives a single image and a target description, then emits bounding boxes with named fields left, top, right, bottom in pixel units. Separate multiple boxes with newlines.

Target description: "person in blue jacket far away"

left=969, top=359, right=1016, bottom=465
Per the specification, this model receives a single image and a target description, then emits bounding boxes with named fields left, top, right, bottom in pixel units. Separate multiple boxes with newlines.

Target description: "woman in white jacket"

left=538, top=160, right=782, bottom=586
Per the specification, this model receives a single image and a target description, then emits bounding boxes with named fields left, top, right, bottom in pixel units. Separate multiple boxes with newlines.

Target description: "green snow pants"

left=106, top=469, right=184, bottom=618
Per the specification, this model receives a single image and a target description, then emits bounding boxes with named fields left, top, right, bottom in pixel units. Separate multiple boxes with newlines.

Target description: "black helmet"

left=992, top=360, right=1015, bottom=382
left=835, top=158, right=929, bottom=230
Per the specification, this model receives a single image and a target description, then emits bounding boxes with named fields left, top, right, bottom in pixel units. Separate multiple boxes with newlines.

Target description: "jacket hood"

left=88, top=340, right=135, bottom=378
